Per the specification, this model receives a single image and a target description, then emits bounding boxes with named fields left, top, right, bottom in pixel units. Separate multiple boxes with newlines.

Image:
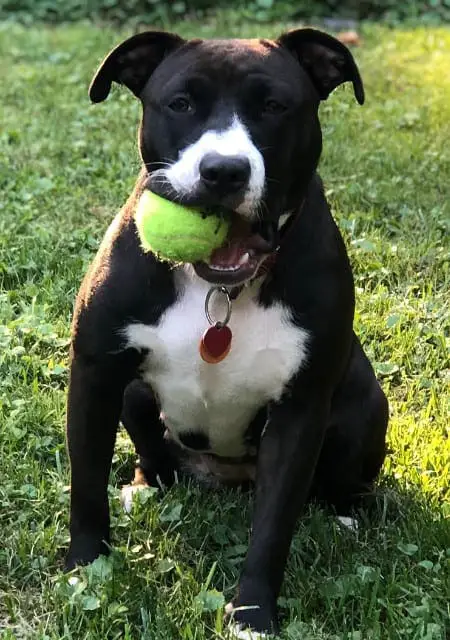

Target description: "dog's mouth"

left=193, top=215, right=276, bottom=286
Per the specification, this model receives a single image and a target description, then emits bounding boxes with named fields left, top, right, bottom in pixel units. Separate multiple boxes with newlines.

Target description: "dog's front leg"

left=65, top=352, right=133, bottom=570
left=229, top=393, right=330, bottom=635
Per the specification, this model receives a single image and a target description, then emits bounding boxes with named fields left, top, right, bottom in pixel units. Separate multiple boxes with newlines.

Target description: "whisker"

left=144, top=161, right=171, bottom=168
left=254, top=200, right=270, bottom=222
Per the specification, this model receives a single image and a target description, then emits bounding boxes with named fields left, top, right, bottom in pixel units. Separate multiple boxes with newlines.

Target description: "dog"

left=65, top=28, right=389, bottom=636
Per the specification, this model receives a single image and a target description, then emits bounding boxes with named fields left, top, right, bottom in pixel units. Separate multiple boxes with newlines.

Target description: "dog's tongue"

left=208, top=217, right=272, bottom=267
left=209, top=239, right=248, bottom=267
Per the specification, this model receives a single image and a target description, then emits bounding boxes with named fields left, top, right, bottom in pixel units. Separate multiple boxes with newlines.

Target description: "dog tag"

left=200, top=286, right=233, bottom=364
left=200, top=324, right=232, bottom=364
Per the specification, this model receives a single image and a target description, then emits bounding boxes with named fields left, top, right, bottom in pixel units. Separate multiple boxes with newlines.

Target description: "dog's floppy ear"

left=89, top=31, right=185, bottom=103
left=277, top=28, right=364, bottom=105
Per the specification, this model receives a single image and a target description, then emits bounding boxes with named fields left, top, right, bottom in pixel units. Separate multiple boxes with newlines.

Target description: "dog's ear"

left=277, top=28, right=364, bottom=105
left=89, top=31, right=185, bottom=103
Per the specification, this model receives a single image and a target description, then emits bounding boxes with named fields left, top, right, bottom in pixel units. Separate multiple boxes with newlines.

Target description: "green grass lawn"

left=0, top=16, right=449, bottom=640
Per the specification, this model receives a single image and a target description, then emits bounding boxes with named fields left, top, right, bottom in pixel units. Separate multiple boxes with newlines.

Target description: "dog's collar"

left=228, top=200, right=305, bottom=300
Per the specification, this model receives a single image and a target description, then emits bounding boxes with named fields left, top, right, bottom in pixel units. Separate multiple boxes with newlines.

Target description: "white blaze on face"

left=162, top=115, right=265, bottom=219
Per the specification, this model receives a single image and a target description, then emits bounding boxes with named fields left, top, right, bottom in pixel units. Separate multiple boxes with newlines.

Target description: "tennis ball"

left=135, top=190, right=230, bottom=264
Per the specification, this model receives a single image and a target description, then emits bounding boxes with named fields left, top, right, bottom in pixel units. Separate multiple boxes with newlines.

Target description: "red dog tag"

left=200, top=324, right=232, bottom=364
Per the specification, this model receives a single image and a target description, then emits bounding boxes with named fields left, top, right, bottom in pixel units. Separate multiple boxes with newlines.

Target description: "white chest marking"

left=125, top=273, right=308, bottom=457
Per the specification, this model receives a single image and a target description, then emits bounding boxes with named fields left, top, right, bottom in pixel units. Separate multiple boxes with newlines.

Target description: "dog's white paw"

left=228, top=622, right=271, bottom=640
left=225, top=603, right=274, bottom=639
left=337, top=515, right=359, bottom=532
left=120, top=483, right=149, bottom=514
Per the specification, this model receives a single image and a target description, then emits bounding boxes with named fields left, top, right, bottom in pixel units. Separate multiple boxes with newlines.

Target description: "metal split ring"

left=204, top=286, right=232, bottom=328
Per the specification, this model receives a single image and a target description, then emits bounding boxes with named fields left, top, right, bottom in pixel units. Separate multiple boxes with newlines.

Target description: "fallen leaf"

left=337, top=31, right=362, bottom=47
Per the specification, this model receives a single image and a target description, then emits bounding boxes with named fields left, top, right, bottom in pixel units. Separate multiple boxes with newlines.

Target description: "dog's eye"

left=168, top=96, right=193, bottom=113
left=263, top=99, right=286, bottom=115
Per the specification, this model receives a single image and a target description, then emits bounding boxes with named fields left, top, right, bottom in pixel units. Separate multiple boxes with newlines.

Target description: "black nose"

left=199, top=153, right=251, bottom=194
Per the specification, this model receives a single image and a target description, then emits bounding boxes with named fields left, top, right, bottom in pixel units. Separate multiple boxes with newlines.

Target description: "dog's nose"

left=199, top=153, right=251, bottom=194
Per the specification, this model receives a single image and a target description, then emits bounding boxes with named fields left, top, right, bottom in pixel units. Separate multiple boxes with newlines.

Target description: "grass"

left=0, top=15, right=449, bottom=640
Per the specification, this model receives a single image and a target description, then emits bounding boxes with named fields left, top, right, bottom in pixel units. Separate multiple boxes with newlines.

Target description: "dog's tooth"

left=238, top=252, right=250, bottom=266
left=210, top=264, right=242, bottom=272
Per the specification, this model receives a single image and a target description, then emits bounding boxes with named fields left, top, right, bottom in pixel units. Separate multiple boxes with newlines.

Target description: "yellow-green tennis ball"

left=135, top=190, right=230, bottom=264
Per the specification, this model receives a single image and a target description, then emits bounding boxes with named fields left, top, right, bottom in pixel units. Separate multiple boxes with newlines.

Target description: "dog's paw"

left=336, top=515, right=359, bottom=532
left=228, top=621, right=272, bottom=639
left=225, top=599, right=278, bottom=638
left=120, top=482, right=150, bottom=514
left=65, top=534, right=109, bottom=571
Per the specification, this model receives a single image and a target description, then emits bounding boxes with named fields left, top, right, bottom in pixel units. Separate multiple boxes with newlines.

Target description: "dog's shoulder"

left=72, top=194, right=176, bottom=358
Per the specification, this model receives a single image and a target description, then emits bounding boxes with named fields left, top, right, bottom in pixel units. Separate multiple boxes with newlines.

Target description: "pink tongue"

left=209, top=240, right=248, bottom=267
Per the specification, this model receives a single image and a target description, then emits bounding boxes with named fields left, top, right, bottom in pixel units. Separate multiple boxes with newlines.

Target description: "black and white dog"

left=66, top=28, right=389, bottom=636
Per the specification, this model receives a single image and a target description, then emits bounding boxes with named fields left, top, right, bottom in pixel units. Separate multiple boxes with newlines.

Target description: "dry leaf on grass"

left=337, top=30, right=362, bottom=47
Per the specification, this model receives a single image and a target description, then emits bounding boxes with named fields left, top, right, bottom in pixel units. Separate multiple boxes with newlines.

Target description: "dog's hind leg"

left=312, top=334, right=389, bottom=517
left=120, top=379, right=178, bottom=500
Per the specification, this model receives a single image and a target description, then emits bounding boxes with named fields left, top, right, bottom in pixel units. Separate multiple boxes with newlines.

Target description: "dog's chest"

left=125, top=275, right=308, bottom=457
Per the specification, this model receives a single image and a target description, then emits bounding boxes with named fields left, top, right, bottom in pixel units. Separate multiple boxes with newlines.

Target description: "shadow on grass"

left=105, top=451, right=449, bottom=638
